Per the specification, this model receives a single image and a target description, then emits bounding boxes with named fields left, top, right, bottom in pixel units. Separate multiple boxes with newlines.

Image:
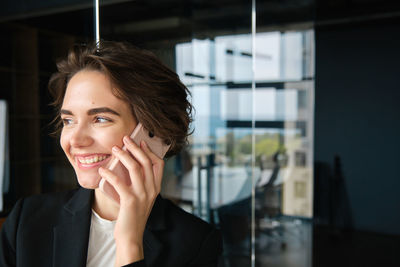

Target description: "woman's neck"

left=93, top=188, right=120, bottom=221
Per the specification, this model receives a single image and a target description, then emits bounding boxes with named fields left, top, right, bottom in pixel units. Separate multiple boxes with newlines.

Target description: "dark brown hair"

left=48, top=41, right=193, bottom=158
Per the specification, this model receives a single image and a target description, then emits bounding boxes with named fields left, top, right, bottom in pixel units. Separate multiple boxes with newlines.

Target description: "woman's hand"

left=98, top=135, right=164, bottom=266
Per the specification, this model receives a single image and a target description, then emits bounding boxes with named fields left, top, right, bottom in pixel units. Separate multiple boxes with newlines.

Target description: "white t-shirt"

left=86, top=209, right=116, bottom=267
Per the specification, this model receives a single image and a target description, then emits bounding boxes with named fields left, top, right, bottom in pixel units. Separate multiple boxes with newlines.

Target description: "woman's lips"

left=75, top=154, right=111, bottom=169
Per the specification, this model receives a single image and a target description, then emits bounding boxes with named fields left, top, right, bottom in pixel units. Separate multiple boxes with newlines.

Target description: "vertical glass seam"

left=251, top=0, right=256, bottom=267
left=94, top=0, right=100, bottom=47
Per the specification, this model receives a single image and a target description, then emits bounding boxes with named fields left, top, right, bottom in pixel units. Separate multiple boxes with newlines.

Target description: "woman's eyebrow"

left=60, top=109, right=73, bottom=115
left=87, top=107, right=120, bottom=116
left=60, top=107, right=120, bottom=116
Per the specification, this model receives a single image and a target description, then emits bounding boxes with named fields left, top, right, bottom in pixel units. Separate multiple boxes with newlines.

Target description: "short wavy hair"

left=48, top=41, right=193, bottom=158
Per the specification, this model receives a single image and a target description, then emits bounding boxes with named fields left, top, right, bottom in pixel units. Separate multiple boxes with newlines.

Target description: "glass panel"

left=253, top=28, right=314, bottom=267
left=123, top=6, right=315, bottom=267
left=174, top=36, right=254, bottom=267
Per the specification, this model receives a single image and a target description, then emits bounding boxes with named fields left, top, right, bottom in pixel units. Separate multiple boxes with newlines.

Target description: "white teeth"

left=78, top=155, right=108, bottom=164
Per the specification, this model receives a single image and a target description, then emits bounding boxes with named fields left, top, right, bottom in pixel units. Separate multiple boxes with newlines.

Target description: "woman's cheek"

left=60, top=130, right=69, bottom=152
left=99, top=128, right=125, bottom=149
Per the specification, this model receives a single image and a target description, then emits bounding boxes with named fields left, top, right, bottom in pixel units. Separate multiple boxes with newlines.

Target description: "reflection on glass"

left=176, top=30, right=313, bottom=86
left=166, top=28, right=314, bottom=267
left=174, top=84, right=313, bottom=217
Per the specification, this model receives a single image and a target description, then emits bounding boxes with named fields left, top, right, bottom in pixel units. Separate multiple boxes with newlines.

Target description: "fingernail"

left=141, top=140, right=147, bottom=149
left=112, top=146, right=119, bottom=152
left=123, top=136, right=131, bottom=143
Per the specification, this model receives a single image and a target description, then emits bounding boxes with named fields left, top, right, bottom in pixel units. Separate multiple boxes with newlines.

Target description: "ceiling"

left=1, top=0, right=399, bottom=45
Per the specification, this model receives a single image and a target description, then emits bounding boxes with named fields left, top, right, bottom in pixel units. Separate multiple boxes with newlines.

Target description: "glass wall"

left=252, top=29, right=314, bottom=267
left=0, top=0, right=314, bottom=266
left=169, top=28, right=314, bottom=267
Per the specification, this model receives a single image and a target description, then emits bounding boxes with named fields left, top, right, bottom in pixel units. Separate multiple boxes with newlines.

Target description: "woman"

left=0, top=41, right=222, bottom=267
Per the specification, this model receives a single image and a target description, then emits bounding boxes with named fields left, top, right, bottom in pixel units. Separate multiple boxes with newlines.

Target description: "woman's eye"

left=94, top=116, right=111, bottom=123
left=61, top=118, right=73, bottom=126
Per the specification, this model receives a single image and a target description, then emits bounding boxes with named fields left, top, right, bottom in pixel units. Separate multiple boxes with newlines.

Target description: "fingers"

left=139, top=140, right=163, bottom=165
left=98, top=167, right=130, bottom=200
left=106, top=135, right=165, bottom=203
left=122, top=136, right=154, bottom=187
left=99, top=178, right=120, bottom=204
left=111, top=146, right=146, bottom=196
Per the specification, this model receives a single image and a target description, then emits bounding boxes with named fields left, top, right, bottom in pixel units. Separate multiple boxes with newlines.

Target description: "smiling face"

left=60, top=70, right=137, bottom=189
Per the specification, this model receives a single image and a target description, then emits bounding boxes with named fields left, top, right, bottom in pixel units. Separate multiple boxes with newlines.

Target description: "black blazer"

left=0, top=188, right=222, bottom=267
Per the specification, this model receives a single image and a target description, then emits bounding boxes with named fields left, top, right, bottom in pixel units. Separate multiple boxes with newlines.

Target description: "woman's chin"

left=76, top=175, right=102, bottom=189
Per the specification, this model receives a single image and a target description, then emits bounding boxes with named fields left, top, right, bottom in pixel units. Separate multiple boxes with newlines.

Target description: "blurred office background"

left=0, top=0, right=399, bottom=266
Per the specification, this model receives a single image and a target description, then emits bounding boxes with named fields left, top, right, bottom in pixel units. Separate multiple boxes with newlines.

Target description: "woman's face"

left=60, top=70, right=137, bottom=189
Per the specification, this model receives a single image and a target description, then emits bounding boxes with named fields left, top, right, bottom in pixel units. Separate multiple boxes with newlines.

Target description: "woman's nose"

left=69, top=125, right=93, bottom=148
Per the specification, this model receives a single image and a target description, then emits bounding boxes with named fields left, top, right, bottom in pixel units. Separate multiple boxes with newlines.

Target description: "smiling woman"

left=0, top=41, right=222, bottom=267
left=60, top=70, right=137, bottom=190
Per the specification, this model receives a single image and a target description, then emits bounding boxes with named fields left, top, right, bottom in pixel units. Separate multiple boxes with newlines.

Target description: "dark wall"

left=314, top=18, right=400, bottom=235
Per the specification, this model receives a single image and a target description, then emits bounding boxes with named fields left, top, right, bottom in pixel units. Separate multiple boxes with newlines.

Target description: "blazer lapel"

left=53, top=188, right=93, bottom=267
left=143, top=229, right=163, bottom=267
left=52, top=190, right=168, bottom=267
left=143, top=194, right=167, bottom=267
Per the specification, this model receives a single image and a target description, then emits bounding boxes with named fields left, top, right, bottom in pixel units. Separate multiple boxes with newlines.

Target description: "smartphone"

left=99, top=123, right=170, bottom=204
